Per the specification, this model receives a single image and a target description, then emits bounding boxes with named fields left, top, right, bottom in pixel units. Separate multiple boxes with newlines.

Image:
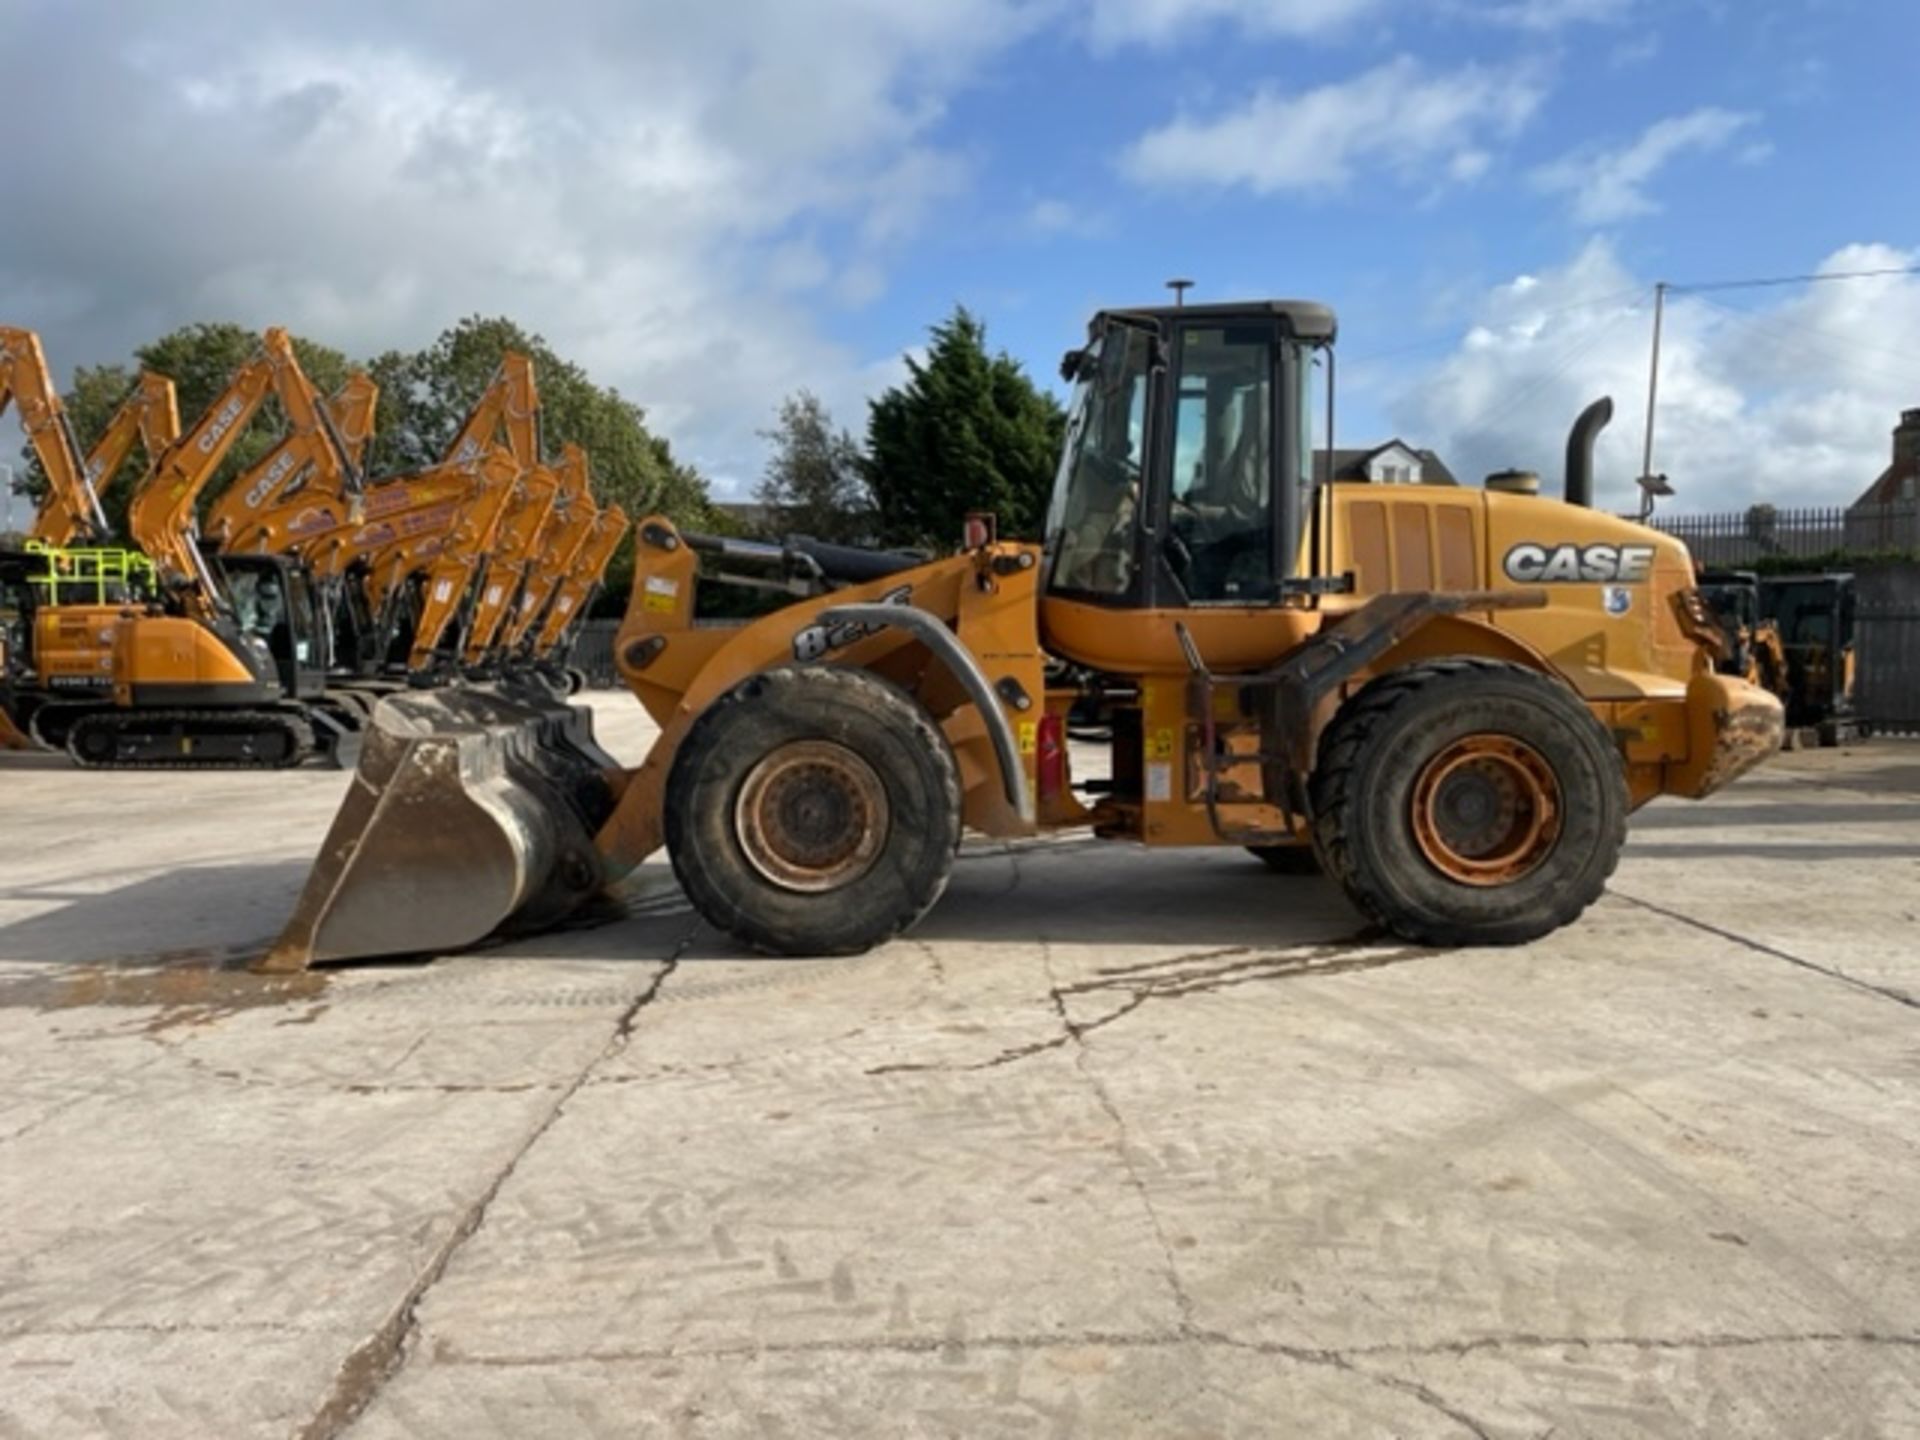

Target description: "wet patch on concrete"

left=0, top=946, right=326, bottom=1031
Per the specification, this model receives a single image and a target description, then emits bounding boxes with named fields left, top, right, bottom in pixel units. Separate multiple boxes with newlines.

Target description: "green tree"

left=369, top=315, right=713, bottom=530
left=755, top=390, right=871, bottom=543
left=863, top=307, right=1065, bottom=550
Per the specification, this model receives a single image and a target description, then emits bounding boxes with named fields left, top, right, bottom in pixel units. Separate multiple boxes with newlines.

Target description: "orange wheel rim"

left=1410, top=734, right=1562, bottom=886
left=734, top=740, right=889, bottom=893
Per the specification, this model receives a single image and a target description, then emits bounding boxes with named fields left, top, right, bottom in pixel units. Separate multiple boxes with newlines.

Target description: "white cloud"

left=1534, top=107, right=1758, bottom=226
left=1084, top=0, right=1385, bottom=48
left=0, top=1, right=1044, bottom=496
left=1389, top=240, right=1920, bottom=511
left=1471, top=0, right=1632, bottom=30
left=1122, top=56, right=1545, bottom=195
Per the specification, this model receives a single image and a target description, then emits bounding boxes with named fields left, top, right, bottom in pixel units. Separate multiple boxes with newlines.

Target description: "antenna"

left=1166, top=278, right=1194, bottom=308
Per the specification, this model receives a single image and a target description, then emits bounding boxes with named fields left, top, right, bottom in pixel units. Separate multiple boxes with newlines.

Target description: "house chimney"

left=1895, top=409, right=1920, bottom=466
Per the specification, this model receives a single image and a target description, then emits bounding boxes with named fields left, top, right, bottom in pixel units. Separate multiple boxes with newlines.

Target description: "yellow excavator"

left=3, top=328, right=179, bottom=748
left=28, top=329, right=376, bottom=766
left=270, top=298, right=1783, bottom=969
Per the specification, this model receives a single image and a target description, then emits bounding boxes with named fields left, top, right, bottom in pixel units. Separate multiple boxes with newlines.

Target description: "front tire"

left=665, top=665, right=961, bottom=956
left=1309, top=659, right=1626, bottom=947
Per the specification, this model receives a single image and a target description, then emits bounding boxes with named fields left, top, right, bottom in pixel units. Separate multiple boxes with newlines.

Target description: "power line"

left=1345, top=284, right=1646, bottom=364
left=1686, top=290, right=1920, bottom=379
left=1670, top=264, right=1920, bottom=295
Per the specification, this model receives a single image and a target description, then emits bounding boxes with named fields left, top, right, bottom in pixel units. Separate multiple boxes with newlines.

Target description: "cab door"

left=1154, top=319, right=1309, bottom=608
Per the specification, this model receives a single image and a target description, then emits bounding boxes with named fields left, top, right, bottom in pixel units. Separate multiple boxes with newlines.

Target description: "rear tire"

left=1309, top=659, right=1626, bottom=947
left=665, top=665, right=961, bottom=956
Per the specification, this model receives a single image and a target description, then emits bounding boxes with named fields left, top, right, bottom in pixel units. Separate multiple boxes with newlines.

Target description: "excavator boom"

left=2, top=326, right=108, bottom=546
left=203, top=372, right=378, bottom=552
left=129, top=328, right=297, bottom=601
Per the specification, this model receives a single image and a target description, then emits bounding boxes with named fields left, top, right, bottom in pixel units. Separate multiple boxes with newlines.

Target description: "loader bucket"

left=261, top=682, right=621, bottom=972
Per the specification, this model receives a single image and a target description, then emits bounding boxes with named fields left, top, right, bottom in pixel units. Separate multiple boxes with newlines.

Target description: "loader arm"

left=2, top=326, right=107, bottom=546
left=530, top=504, right=628, bottom=660
left=203, top=372, right=379, bottom=551
left=503, top=444, right=598, bottom=653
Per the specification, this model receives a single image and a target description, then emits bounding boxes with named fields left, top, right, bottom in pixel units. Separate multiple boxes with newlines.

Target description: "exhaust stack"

left=1564, top=397, right=1613, bottom=508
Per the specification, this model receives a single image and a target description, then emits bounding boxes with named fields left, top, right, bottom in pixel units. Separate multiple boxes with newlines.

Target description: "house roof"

left=1849, top=408, right=1920, bottom=509
left=1313, top=440, right=1458, bottom=486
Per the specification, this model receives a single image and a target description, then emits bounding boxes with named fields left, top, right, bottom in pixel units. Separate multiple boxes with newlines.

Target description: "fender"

left=817, top=602, right=1032, bottom=823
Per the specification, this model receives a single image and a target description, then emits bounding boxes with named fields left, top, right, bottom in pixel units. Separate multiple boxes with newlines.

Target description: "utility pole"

left=1638, top=281, right=1667, bottom=520
left=1166, top=278, right=1194, bottom=308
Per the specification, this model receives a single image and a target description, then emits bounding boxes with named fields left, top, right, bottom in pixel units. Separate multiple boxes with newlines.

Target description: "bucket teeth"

left=261, top=682, right=619, bottom=971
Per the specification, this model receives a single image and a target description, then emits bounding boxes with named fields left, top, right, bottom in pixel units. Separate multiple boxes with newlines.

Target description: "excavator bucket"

left=0, top=707, right=33, bottom=751
left=260, top=683, right=620, bottom=972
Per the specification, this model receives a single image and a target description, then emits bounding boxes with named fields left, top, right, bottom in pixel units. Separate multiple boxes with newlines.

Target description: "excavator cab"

left=217, top=553, right=331, bottom=700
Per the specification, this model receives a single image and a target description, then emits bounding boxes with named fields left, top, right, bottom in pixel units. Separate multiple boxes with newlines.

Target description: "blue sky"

left=3, top=0, right=1916, bottom=511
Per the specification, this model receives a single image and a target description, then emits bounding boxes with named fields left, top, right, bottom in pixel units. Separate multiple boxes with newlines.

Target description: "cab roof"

left=1099, top=299, right=1338, bottom=344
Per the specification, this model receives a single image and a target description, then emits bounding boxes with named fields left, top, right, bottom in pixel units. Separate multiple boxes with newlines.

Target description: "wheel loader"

left=267, top=299, right=1784, bottom=971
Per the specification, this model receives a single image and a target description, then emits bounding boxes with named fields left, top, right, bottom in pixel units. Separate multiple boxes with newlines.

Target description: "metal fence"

left=1857, top=565, right=1920, bottom=736
left=568, top=619, right=621, bottom=689
left=1650, top=501, right=1920, bottom=568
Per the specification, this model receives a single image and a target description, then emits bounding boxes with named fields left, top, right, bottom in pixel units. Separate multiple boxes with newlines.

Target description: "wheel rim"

left=734, top=740, right=890, bottom=893
left=1410, top=734, right=1562, bottom=886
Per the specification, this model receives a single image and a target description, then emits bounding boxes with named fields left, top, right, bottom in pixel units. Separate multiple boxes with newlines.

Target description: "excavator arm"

left=398, top=464, right=521, bottom=675
left=531, top=504, right=629, bottom=660
left=458, top=467, right=560, bottom=666
left=203, top=372, right=379, bottom=552
left=503, top=444, right=600, bottom=653
left=311, top=449, right=520, bottom=581
left=443, top=352, right=539, bottom=468
left=127, top=328, right=347, bottom=614
left=2, top=326, right=106, bottom=546
left=76, top=371, right=182, bottom=534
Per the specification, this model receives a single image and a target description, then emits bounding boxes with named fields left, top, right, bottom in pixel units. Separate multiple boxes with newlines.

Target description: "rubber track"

left=65, top=708, right=315, bottom=770
left=1308, top=657, right=1627, bottom=939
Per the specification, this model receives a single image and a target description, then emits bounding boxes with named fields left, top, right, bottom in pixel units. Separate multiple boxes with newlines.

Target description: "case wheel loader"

left=266, top=299, right=1784, bottom=971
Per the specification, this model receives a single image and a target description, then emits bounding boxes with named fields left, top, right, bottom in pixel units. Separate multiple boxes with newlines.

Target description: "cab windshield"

left=1044, top=323, right=1153, bottom=597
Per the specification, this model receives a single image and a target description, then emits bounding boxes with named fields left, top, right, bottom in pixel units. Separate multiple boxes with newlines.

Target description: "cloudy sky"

left=2, top=0, right=1916, bottom=512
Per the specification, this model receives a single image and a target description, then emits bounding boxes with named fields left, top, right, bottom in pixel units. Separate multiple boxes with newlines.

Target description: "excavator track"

left=65, top=708, right=315, bottom=770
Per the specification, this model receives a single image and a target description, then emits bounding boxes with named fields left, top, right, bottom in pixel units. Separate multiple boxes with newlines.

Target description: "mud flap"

left=261, top=683, right=621, bottom=971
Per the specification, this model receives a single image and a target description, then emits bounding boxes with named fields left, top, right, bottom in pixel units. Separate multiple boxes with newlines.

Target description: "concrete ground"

left=1, top=704, right=1917, bottom=1438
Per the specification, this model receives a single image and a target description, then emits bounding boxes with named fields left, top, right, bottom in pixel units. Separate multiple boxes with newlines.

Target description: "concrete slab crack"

left=293, top=943, right=687, bottom=1440
left=867, top=932, right=1419, bottom=1076
left=1039, top=941, right=1197, bottom=1334
left=1612, top=889, right=1918, bottom=1012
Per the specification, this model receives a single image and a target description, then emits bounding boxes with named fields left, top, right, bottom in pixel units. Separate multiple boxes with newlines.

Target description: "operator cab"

left=217, top=553, right=330, bottom=700
left=1044, top=300, right=1337, bottom=612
